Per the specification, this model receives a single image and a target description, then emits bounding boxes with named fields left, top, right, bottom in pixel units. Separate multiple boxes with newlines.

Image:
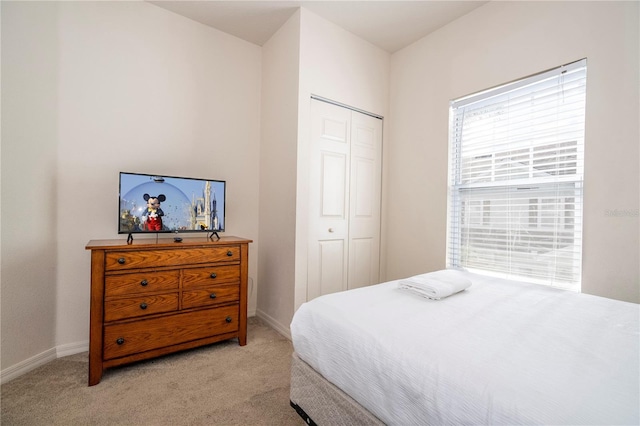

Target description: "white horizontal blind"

left=447, top=59, right=587, bottom=290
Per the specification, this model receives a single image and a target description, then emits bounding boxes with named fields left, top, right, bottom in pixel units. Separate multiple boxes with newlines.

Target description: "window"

left=446, top=59, right=587, bottom=291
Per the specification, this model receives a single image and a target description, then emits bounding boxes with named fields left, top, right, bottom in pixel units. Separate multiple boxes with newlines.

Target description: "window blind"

left=447, top=59, right=587, bottom=290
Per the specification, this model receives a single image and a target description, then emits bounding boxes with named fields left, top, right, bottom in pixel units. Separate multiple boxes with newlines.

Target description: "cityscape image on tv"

left=119, top=173, right=225, bottom=233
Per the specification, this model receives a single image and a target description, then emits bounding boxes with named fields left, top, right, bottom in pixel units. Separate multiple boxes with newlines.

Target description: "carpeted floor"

left=1, top=317, right=303, bottom=425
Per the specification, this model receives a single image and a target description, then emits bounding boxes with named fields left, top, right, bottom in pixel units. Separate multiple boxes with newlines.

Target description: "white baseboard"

left=1, top=341, right=89, bottom=385
left=1, top=347, right=57, bottom=385
left=255, top=309, right=291, bottom=340
left=56, top=340, right=89, bottom=358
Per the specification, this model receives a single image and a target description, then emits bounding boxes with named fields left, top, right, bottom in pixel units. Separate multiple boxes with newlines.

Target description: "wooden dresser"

left=85, top=236, right=252, bottom=386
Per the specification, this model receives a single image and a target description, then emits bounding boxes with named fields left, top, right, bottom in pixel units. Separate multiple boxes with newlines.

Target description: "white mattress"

left=290, top=272, right=640, bottom=425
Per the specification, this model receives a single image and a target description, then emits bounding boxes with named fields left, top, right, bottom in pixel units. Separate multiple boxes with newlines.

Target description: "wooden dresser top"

left=86, top=236, right=252, bottom=250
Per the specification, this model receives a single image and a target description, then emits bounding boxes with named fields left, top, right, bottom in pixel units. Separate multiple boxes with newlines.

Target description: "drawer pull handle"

left=117, top=258, right=126, bottom=265
left=210, top=273, right=217, bottom=279
left=140, top=280, right=148, bottom=287
left=140, top=302, right=148, bottom=310
left=226, top=250, right=233, bottom=257
left=225, top=316, right=232, bottom=323
left=210, top=293, right=217, bottom=299
left=116, top=338, right=125, bottom=345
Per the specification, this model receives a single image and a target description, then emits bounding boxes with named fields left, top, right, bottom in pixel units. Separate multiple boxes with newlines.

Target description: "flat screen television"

left=119, top=172, right=225, bottom=239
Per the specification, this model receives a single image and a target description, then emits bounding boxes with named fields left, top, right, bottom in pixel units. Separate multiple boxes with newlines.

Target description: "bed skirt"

left=289, top=352, right=384, bottom=426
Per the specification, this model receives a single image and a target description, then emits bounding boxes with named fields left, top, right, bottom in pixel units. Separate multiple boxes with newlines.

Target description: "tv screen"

left=118, top=172, right=225, bottom=235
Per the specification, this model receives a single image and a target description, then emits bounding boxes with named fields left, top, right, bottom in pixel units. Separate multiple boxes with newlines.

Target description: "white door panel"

left=352, top=158, right=375, bottom=217
left=320, top=117, right=348, bottom=143
left=350, top=237, right=374, bottom=289
left=320, top=152, right=347, bottom=217
left=318, top=240, right=347, bottom=297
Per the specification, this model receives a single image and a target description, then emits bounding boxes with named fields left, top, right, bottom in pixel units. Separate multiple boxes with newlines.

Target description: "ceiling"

left=148, top=1, right=488, bottom=53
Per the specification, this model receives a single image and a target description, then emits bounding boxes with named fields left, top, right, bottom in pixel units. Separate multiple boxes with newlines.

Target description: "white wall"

left=1, top=1, right=262, bottom=374
left=257, top=10, right=301, bottom=336
left=1, top=1, right=59, bottom=372
left=388, top=0, right=639, bottom=303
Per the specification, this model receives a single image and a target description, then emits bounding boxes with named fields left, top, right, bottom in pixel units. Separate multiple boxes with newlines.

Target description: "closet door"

left=307, top=99, right=382, bottom=301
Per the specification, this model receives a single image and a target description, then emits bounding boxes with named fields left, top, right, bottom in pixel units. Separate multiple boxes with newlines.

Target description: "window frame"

left=446, top=59, right=587, bottom=290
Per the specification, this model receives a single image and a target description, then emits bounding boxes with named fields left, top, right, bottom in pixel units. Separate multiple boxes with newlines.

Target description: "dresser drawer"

left=105, top=271, right=179, bottom=297
left=182, top=265, right=240, bottom=289
left=103, top=306, right=239, bottom=360
left=104, top=293, right=179, bottom=322
left=182, top=284, right=240, bottom=310
left=105, top=246, right=240, bottom=271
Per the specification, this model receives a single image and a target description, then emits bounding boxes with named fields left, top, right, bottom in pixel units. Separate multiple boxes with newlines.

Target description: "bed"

left=289, top=270, right=639, bottom=425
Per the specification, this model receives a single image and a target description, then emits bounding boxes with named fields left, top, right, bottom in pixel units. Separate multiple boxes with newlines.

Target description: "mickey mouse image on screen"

left=141, top=193, right=166, bottom=231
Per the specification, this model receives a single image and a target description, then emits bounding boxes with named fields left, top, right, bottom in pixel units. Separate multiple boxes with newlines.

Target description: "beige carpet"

left=1, top=317, right=303, bottom=425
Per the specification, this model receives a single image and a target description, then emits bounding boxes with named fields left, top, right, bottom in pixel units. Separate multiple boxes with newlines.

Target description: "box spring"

left=290, top=352, right=384, bottom=426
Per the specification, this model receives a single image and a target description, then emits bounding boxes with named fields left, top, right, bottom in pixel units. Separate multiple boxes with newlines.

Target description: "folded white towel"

left=398, top=269, right=472, bottom=300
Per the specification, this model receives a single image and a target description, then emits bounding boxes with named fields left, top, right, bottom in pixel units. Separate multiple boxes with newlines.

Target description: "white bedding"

left=290, top=271, right=640, bottom=425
